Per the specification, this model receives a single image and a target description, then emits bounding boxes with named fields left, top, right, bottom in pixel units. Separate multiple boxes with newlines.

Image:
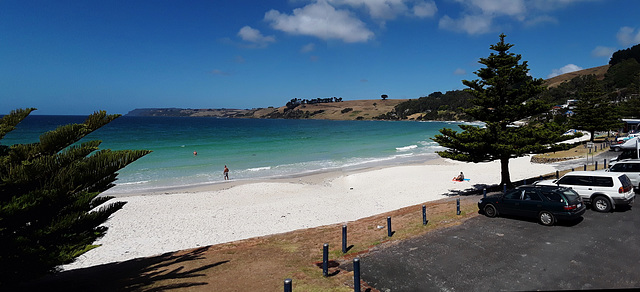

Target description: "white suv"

left=607, top=159, right=640, bottom=189
left=534, top=171, right=635, bottom=212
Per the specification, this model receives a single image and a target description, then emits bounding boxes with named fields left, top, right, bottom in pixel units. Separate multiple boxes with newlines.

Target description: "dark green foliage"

left=570, top=77, right=623, bottom=141
left=390, top=90, right=473, bottom=120
left=0, top=109, right=151, bottom=286
left=541, top=74, right=601, bottom=106
left=618, top=96, right=640, bottom=118
left=604, top=58, right=640, bottom=89
left=433, top=34, right=571, bottom=187
left=609, top=43, right=640, bottom=66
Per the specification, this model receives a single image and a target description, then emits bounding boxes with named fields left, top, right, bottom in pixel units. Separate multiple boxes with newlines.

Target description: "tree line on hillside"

left=285, top=97, right=343, bottom=109
left=374, top=90, right=473, bottom=120
left=377, top=43, right=640, bottom=124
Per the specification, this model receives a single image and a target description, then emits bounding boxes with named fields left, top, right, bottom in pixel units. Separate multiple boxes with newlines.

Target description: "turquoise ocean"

left=2, top=115, right=465, bottom=194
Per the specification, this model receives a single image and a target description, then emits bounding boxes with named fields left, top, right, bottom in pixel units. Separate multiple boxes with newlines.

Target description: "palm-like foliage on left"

left=0, top=109, right=151, bottom=286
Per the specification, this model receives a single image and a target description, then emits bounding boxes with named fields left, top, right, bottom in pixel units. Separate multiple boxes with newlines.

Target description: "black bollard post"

left=322, top=243, right=329, bottom=277
left=503, top=184, right=506, bottom=193
left=342, top=225, right=347, bottom=254
left=422, top=205, right=427, bottom=225
left=572, top=168, right=574, bottom=172
left=483, top=188, right=486, bottom=198
left=584, top=164, right=587, bottom=171
left=284, top=278, right=292, bottom=292
left=523, top=179, right=527, bottom=185
left=353, top=258, right=361, bottom=292
left=595, top=161, right=598, bottom=170
left=555, top=170, right=559, bottom=179
left=456, top=198, right=460, bottom=215
left=387, top=216, right=392, bottom=237
left=604, top=159, right=607, bottom=169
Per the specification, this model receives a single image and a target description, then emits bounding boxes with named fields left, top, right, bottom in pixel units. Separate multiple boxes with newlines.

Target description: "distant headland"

left=126, top=98, right=408, bottom=121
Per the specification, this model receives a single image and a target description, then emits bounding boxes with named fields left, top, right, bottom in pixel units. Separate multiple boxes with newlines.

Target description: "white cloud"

left=617, top=26, right=640, bottom=47
left=328, top=0, right=409, bottom=20
left=413, top=1, right=438, bottom=18
left=265, top=0, right=374, bottom=43
left=439, top=14, right=493, bottom=35
left=547, top=64, right=583, bottom=78
left=591, top=46, right=616, bottom=58
left=464, top=0, right=526, bottom=17
left=453, top=68, right=467, bottom=75
left=237, top=26, right=276, bottom=48
left=301, top=43, right=316, bottom=53
left=441, top=0, right=588, bottom=35
left=523, top=15, right=557, bottom=27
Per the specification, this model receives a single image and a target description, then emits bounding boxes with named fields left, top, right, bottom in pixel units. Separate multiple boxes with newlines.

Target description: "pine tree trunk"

left=500, top=157, right=512, bottom=188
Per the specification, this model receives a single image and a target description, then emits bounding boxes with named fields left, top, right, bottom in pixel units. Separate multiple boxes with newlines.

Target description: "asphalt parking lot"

left=352, top=201, right=640, bottom=291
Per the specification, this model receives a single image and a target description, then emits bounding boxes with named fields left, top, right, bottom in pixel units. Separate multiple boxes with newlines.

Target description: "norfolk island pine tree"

left=0, top=108, right=151, bottom=287
left=432, top=34, right=574, bottom=188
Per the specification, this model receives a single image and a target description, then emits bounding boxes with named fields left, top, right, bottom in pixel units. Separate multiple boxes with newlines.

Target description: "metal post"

left=604, top=159, right=607, bottom=169
left=503, top=184, right=506, bottom=193
left=284, top=278, right=292, bottom=292
left=584, top=164, right=587, bottom=171
left=422, top=205, right=427, bottom=225
left=342, top=225, right=347, bottom=254
left=555, top=170, right=559, bottom=179
left=595, top=161, right=598, bottom=170
left=387, top=217, right=392, bottom=237
left=523, top=179, right=527, bottom=185
left=483, top=188, right=486, bottom=198
left=456, top=198, right=460, bottom=215
left=322, top=243, right=328, bottom=277
left=353, top=258, right=361, bottom=292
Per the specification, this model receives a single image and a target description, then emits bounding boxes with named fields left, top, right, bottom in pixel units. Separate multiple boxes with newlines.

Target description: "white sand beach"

left=63, top=155, right=558, bottom=270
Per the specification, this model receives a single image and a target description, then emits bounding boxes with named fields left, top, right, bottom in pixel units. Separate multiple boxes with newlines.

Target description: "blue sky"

left=2, top=0, right=640, bottom=115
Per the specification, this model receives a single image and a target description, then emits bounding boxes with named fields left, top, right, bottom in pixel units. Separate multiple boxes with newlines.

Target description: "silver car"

left=607, top=159, right=640, bottom=189
left=534, top=171, right=635, bottom=212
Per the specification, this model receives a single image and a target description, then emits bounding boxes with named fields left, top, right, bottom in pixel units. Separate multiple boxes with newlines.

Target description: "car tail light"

left=619, top=186, right=631, bottom=193
left=564, top=204, right=577, bottom=210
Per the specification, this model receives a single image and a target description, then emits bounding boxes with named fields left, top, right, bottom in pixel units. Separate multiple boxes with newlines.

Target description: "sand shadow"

left=16, top=246, right=229, bottom=292
left=443, top=175, right=557, bottom=197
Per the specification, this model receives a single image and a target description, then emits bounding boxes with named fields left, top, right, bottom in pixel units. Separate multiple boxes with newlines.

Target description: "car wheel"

left=484, top=204, right=497, bottom=218
left=592, top=196, right=612, bottom=212
left=539, top=211, right=555, bottom=226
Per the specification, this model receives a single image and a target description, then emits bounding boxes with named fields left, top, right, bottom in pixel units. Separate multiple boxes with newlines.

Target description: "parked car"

left=610, top=136, right=631, bottom=152
left=478, top=185, right=586, bottom=226
left=534, top=171, right=634, bottom=212
left=607, top=159, right=640, bottom=189
left=610, top=149, right=638, bottom=163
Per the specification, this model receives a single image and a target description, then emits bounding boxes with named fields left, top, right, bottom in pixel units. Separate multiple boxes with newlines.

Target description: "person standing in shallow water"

left=223, top=165, right=229, bottom=180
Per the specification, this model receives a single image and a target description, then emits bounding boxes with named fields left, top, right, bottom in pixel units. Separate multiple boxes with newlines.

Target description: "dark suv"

left=478, top=185, right=586, bottom=226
